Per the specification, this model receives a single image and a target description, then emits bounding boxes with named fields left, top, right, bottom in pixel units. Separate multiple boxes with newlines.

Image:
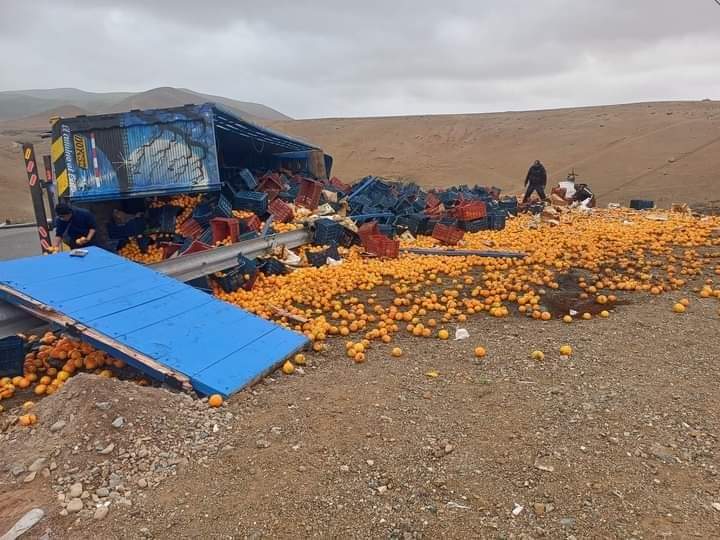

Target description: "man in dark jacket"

left=522, top=160, right=548, bottom=203
left=53, top=203, right=98, bottom=250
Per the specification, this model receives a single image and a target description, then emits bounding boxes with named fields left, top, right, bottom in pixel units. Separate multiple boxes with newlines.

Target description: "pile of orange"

left=214, top=209, right=720, bottom=363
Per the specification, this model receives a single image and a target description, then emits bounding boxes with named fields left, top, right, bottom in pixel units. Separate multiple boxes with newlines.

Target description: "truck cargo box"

left=50, top=103, right=330, bottom=202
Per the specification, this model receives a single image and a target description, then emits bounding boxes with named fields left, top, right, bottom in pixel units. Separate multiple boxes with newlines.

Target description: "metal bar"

left=401, top=247, right=526, bottom=258
left=150, top=228, right=312, bottom=282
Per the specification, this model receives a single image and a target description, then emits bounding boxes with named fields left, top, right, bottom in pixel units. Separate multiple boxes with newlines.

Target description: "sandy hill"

left=1, top=100, right=719, bottom=222
left=0, top=105, right=88, bottom=131
left=270, top=100, right=720, bottom=208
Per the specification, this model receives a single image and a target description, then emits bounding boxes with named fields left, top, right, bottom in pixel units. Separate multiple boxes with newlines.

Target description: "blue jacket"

left=55, top=207, right=97, bottom=240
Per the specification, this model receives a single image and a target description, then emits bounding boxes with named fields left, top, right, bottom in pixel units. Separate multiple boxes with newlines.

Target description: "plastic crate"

left=314, top=218, right=343, bottom=245
left=260, top=258, right=287, bottom=276
left=306, top=251, right=327, bottom=267
left=198, top=226, right=214, bottom=245
left=426, top=192, right=441, bottom=209
left=460, top=218, right=489, bottom=232
left=357, top=222, right=380, bottom=245
left=432, top=223, right=464, bottom=245
left=159, top=242, right=182, bottom=259
left=499, top=197, right=519, bottom=217
left=210, top=217, right=240, bottom=244
left=0, top=335, right=24, bottom=378
left=239, top=215, right=261, bottom=233
left=630, top=199, right=654, bottom=210
left=192, top=203, right=214, bottom=226
left=268, top=198, right=294, bottom=223
left=214, top=267, right=246, bottom=292
left=178, top=218, right=204, bottom=240
left=295, top=178, right=323, bottom=210
left=232, top=190, right=268, bottom=214
left=378, top=223, right=396, bottom=237
left=365, top=235, right=400, bottom=258
left=216, top=194, right=233, bottom=218
left=454, top=201, right=487, bottom=221
left=180, top=239, right=212, bottom=255
left=396, top=214, right=428, bottom=235
left=339, top=228, right=360, bottom=247
left=421, top=219, right=439, bottom=235
left=238, top=169, right=258, bottom=190
left=258, top=173, right=284, bottom=200
left=329, top=176, right=351, bottom=193
left=488, top=213, right=507, bottom=230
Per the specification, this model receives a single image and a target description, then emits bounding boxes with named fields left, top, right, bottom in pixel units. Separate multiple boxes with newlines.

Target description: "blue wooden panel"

left=0, top=247, right=309, bottom=396
left=120, top=301, right=267, bottom=370
left=9, top=263, right=167, bottom=306
left=192, top=328, right=307, bottom=396
left=57, top=279, right=183, bottom=316
left=90, top=288, right=214, bottom=337
left=0, top=249, right=124, bottom=285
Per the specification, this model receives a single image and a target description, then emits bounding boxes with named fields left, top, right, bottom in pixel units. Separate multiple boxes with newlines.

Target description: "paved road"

left=0, top=226, right=42, bottom=261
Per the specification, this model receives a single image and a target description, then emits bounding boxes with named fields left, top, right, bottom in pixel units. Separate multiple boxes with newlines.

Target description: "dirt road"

left=4, top=291, right=718, bottom=539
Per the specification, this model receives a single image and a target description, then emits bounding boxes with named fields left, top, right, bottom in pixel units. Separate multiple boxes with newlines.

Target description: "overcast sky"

left=1, top=0, right=719, bottom=118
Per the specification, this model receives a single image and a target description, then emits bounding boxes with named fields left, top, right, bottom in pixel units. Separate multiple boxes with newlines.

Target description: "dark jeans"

left=523, top=183, right=547, bottom=203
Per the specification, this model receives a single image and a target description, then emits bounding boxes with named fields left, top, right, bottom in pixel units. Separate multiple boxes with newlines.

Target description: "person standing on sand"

left=522, top=160, right=548, bottom=203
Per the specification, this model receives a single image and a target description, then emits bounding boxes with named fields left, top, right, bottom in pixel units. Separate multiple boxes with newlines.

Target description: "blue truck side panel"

left=58, top=104, right=220, bottom=201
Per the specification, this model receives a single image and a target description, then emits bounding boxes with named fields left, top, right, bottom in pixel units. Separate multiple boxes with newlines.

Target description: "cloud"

left=0, top=0, right=718, bottom=117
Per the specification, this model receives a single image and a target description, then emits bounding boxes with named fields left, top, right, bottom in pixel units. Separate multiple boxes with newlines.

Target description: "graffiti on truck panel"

left=63, top=108, right=218, bottom=199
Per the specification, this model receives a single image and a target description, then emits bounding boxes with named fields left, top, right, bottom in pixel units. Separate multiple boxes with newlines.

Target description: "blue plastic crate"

left=216, top=194, right=233, bottom=218
left=488, top=213, right=506, bottom=230
left=499, top=197, right=518, bottom=217
left=460, top=218, right=489, bottom=232
left=198, top=226, right=213, bottom=245
left=233, top=190, right=268, bottom=214
left=193, top=202, right=214, bottom=226
left=260, top=258, right=287, bottom=276
left=314, top=218, right=343, bottom=245
left=396, top=214, right=428, bottom=235
left=238, top=169, right=258, bottom=190
left=378, top=223, right=396, bottom=237
left=0, top=335, right=24, bottom=377
left=630, top=199, right=654, bottom=210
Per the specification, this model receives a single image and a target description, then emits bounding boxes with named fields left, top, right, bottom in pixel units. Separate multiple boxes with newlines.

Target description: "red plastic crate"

left=159, top=242, right=182, bottom=259
left=453, top=201, right=487, bottom=221
left=258, top=173, right=284, bottom=201
left=239, top=215, right=261, bottom=233
left=358, top=222, right=380, bottom=246
left=329, top=176, right=351, bottom=193
left=432, top=223, right=464, bottom=245
left=268, top=198, right=294, bottom=223
left=365, top=235, right=400, bottom=258
left=178, top=218, right=204, bottom=240
left=181, top=240, right=212, bottom=255
left=210, top=217, right=240, bottom=244
left=295, top=178, right=322, bottom=210
left=426, top=192, right=441, bottom=210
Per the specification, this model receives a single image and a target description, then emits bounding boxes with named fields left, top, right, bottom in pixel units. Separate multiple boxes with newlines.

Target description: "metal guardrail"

left=150, top=228, right=311, bottom=282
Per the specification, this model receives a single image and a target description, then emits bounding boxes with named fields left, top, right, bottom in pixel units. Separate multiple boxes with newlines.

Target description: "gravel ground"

left=3, top=290, right=719, bottom=539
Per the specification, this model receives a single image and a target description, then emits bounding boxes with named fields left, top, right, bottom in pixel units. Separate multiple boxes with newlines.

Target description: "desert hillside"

left=271, top=100, right=720, bottom=208
left=1, top=100, right=719, bottom=222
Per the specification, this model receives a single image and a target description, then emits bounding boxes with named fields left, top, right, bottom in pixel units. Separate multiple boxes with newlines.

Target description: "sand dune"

left=1, top=100, right=719, bottom=222
left=271, top=100, right=720, bottom=206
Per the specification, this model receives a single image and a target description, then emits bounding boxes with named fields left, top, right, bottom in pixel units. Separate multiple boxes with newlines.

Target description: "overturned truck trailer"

left=49, top=102, right=332, bottom=202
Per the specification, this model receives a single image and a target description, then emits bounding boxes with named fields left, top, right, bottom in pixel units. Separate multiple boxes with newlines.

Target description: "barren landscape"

left=2, top=96, right=719, bottom=222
